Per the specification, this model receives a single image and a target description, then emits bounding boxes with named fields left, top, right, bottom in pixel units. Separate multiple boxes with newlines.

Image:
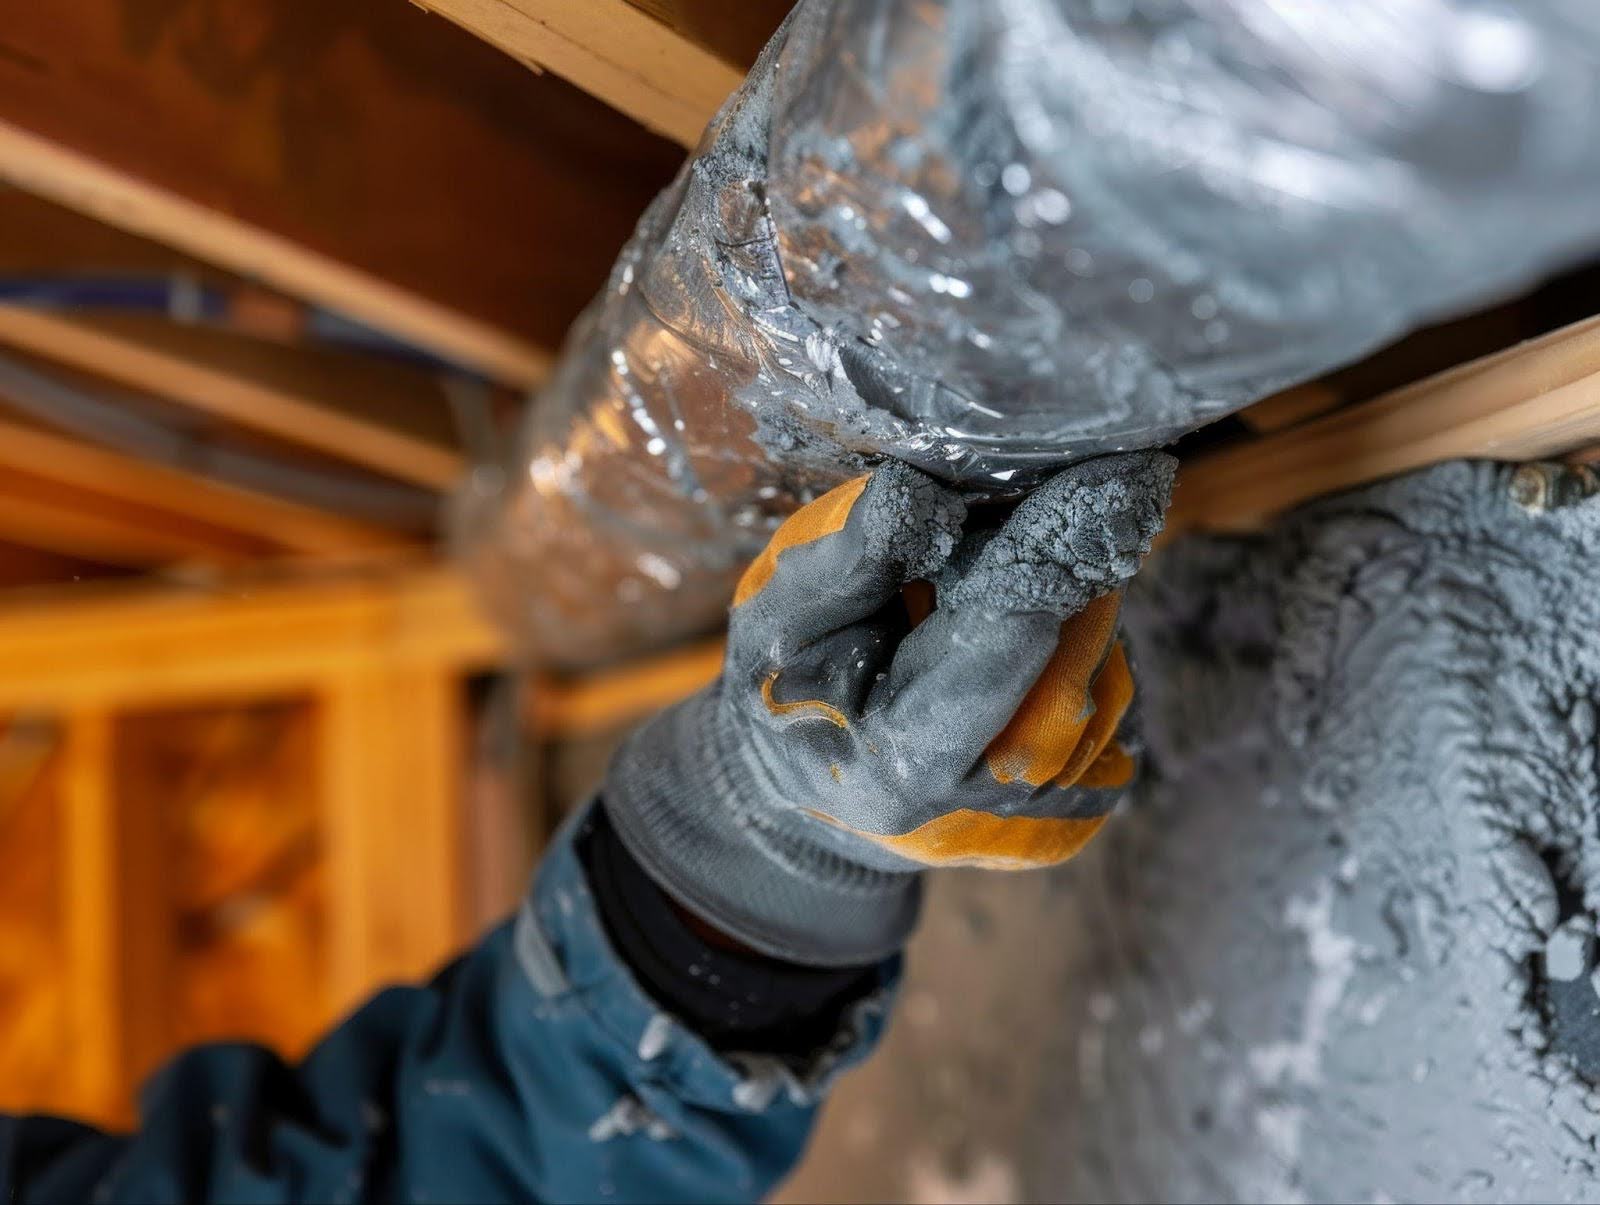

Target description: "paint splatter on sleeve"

left=0, top=800, right=894, bottom=1204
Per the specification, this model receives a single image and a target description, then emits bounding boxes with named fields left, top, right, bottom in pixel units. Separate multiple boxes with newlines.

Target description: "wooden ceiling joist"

left=528, top=636, right=723, bottom=738
left=0, top=121, right=549, bottom=388
left=0, top=417, right=405, bottom=565
left=0, top=566, right=502, bottom=713
left=1238, top=382, right=1343, bottom=434
left=0, top=543, right=124, bottom=590
left=0, top=307, right=465, bottom=490
left=0, top=471, right=265, bottom=569
left=1167, top=312, right=1600, bottom=538
left=0, top=1, right=684, bottom=386
left=411, top=0, right=777, bottom=148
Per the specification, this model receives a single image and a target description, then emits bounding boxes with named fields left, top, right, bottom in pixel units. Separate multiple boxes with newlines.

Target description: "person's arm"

left=0, top=796, right=896, bottom=1204
left=0, top=454, right=1168, bottom=1203
left=602, top=454, right=1173, bottom=967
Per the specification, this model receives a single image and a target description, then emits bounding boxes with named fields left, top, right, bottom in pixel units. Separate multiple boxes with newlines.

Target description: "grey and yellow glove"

left=605, top=452, right=1175, bottom=966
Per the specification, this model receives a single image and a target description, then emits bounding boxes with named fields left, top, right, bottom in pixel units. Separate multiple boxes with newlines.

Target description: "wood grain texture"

left=0, top=0, right=683, bottom=382
left=0, top=307, right=465, bottom=488
left=0, top=416, right=406, bottom=561
left=528, top=636, right=723, bottom=737
left=416, top=0, right=741, bottom=146
left=319, top=667, right=466, bottom=1013
left=1167, top=313, right=1600, bottom=537
left=0, top=565, right=503, bottom=712
left=413, top=0, right=791, bottom=147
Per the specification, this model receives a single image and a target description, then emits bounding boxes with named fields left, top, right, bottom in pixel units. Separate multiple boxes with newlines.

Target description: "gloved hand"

left=605, top=452, right=1176, bottom=966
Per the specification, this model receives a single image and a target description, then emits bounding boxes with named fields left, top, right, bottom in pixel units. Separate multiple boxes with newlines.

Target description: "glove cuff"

left=603, top=689, right=922, bottom=968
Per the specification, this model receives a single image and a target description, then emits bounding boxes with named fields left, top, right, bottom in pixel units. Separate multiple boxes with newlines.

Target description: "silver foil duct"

left=461, top=0, right=1600, bottom=666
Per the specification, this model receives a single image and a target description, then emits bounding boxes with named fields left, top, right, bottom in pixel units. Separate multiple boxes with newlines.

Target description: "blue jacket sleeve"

left=0, top=803, right=898, bottom=1203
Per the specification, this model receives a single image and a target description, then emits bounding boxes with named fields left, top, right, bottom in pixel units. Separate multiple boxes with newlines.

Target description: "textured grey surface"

left=782, top=460, right=1600, bottom=1203
left=463, top=0, right=1600, bottom=666
left=938, top=452, right=1175, bottom=618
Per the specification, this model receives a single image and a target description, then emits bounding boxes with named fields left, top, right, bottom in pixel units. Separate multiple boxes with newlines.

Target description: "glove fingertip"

left=859, top=460, right=968, bottom=581
left=941, top=450, right=1176, bottom=617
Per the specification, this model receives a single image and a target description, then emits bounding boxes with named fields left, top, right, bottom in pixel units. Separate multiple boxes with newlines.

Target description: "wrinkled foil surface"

left=462, top=0, right=1600, bottom=665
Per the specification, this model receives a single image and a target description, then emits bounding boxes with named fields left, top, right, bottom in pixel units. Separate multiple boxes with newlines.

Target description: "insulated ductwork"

left=460, top=0, right=1600, bottom=665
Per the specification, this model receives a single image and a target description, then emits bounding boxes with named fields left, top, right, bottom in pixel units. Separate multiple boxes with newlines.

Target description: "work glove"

left=605, top=452, right=1176, bottom=966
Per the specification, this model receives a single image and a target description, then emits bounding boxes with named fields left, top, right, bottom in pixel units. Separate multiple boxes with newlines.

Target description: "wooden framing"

left=0, top=565, right=505, bottom=1122
left=0, top=416, right=406, bottom=564
left=0, top=470, right=265, bottom=568
left=0, top=121, right=547, bottom=388
left=57, top=709, right=122, bottom=1122
left=320, top=666, right=467, bottom=1011
left=529, top=637, right=723, bottom=739
left=1166, top=313, right=1600, bottom=537
left=0, top=1, right=683, bottom=385
left=0, top=308, right=466, bottom=490
left=413, top=0, right=757, bottom=147
left=0, top=565, right=501, bottom=714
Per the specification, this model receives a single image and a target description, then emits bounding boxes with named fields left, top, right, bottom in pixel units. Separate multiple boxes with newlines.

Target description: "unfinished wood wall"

left=0, top=569, right=513, bottom=1126
left=1, top=0, right=1599, bottom=1139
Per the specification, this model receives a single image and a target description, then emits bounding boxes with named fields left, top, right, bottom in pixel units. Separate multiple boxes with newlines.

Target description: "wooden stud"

left=0, top=416, right=406, bottom=561
left=530, top=636, right=723, bottom=738
left=0, top=308, right=466, bottom=489
left=58, top=709, right=125, bottom=1123
left=105, top=715, right=180, bottom=1102
left=319, top=667, right=466, bottom=1013
left=1166, top=313, right=1600, bottom=538
left=413, top=0, right=752, bottom=147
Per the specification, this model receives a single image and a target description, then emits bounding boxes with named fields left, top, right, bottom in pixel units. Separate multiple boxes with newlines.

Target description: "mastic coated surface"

left=785, top=461, right=1600, bottom=1203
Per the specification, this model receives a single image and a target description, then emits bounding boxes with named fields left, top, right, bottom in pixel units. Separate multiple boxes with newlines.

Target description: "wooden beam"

left=0, top=469, right=265, bottom=568
left=0, top=566, right=503, bottom=713
left=0, top=121, right=548, bottom=388
left=0, top=308, right=465, bottom=490
left=529, top=636, right=723, bottom=738
left=320, top=666, right=467, bottom=1012
left=103, top=714, right=180, bottom=1105
left=0, top=541, right=124, bottom=589
left=413, top=0, right=756, bottom=147
left=58, top=709, right=125, bottom=1125
left=1238, top=382, right=1343, bottom=434
left=0, top=2, right=683, bottom=385
left=1167, top=313, right=1600, bottom=538
left=0, top=416, right=405, bottom=561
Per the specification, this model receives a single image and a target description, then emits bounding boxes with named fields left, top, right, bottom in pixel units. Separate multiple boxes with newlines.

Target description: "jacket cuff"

left=602, top=689, right=923, bottom=967
left=514, top=799, right=901, bottom=1113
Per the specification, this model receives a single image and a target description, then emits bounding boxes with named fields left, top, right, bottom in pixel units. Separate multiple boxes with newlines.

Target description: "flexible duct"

left=460, top=0, right=1600, bottom=666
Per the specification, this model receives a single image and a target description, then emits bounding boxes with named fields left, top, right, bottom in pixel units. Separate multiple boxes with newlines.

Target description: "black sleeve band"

left=579, top=801, right=883, bottom=1057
